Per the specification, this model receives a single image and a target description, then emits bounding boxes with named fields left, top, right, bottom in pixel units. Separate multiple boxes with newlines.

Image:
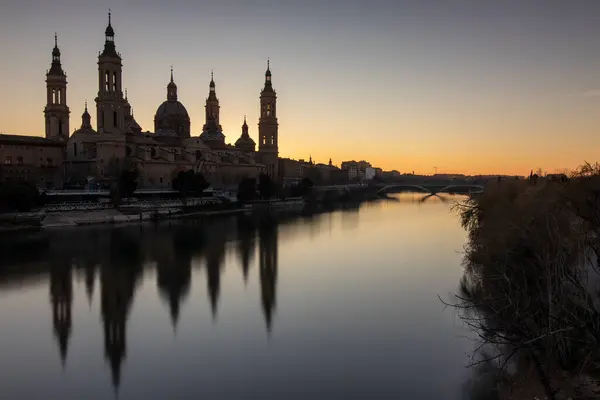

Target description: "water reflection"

left=49, top=258, right=72, bottom=366
left=0, top=196, right=472, bottom=399
left=2, top=211, right=295, bottom=392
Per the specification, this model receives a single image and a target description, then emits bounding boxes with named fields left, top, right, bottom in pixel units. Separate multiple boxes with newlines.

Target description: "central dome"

left=154, top=100, right=191, bottom=139
left=153, top=70, right=191, bottom=138
left=155, top=101, right=189, bottom=119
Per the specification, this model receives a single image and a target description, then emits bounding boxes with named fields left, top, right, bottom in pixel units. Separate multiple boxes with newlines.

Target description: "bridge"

left=374, top=183, right=484, bottom=195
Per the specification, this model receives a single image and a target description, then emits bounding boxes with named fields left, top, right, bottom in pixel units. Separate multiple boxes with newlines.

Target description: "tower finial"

left=108, top=8, right=111, bottom=25
left=267, top=58, right=270, bottom=70
left=124, top=88, right=128, bottom=100
left=170, top=65, right=174, bottom=82
left=244, top=114, right=247, bottom=123
left=54, top=32, right=57, bottom=47
left=211, top=69, right=214, bottom=81
left=85, top=100, right=88, bottom=111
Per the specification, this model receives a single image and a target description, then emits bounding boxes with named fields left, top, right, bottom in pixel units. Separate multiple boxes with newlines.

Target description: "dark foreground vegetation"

left=453, top=163, right=600, bottom=400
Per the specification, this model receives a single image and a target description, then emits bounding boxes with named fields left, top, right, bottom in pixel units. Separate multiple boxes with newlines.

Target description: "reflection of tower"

left=84, top=263, right=96, bottom=306
left=50, top=260, right=73, bottom=366
left=100, top=230, right=142, bottom=392
left=156, top=235, right=192, bottom=330
left=236, top=216, right=256, bottom=283
left=205, top=239, right=225, bottom=318
left=258, top=216, right=278, bottom=332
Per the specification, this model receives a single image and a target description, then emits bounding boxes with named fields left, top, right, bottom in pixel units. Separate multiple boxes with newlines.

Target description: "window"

left=47, top=158, right=53, bottom=167
left=159, top=177, right=163, bottom=184
left=4, top=157, right=11, bottom=165
left=113, top=72, right=117, bottom=92
left=16, top=157, right=23, bottom=166
left=266, top=104, right=271, bottom=116
left=113, top=111, right=117, bottom=128
left=105, top=71, right=110, bottom=91
left=58, top=119, right=63, bottom=135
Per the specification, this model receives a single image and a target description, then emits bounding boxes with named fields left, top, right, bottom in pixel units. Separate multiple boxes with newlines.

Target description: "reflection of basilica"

left=49, top=259, right=72, bottom=366
left=156, top=229, right=194, bottom=328
left=237, top=216, right=257, bottom=283
left=4, top=212, right=288, bottom=391
left=258, top=216, right=278, bottom=332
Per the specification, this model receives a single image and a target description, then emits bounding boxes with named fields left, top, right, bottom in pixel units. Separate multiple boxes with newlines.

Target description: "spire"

left=48, top=33, right=64, bottom=76
left=235, top=114, right=255, bottom=151
left=101, top=9, right=118, bottom=57
left=124, top=88, right=128, bottom=101
left=209, top=70, right=215, bottom=92
left=81, top=101, right=92, bottom=129
left=309, top=155, right=313, bottom=164
left=105, top=9, right=114, bottom=38
left=241, top=115, right=249, bottom=136
left=329, top=158, right=332, bottom=166
left=262, top=59, right=273, bottom=92
left=167, top=67, right=178, bottom=101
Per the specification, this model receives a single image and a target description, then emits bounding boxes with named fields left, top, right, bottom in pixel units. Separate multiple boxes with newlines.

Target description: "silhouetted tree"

left=237, top=177, right=257, bottom=202
left=0, top=182, right=43, bottom=212
left=106, top=157, right=139, bottom=204
left=291, top=177, right=314, bottom=197
left=172, top=170, right=209, bottom=198
left=258, top=173, right=276, bottom=200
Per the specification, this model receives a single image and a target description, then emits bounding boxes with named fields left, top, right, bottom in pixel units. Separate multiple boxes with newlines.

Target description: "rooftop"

left=0, top=134, right=65, bottom=146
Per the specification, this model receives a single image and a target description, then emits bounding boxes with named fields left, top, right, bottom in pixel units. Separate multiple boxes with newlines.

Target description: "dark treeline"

left=452, top=162, right=600, bottom=400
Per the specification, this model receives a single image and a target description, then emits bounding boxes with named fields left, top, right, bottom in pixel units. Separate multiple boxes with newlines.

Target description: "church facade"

left=1, top=13, right=280, bottom=190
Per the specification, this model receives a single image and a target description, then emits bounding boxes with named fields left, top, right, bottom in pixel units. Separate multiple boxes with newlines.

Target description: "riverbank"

left=0, top=197, right=308, bottom=232
left=454, top=171, right=600, bottom=400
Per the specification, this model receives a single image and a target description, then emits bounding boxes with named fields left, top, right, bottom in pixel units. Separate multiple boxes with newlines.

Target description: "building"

left=0, top=34, right=66, bottom=187
left=0, top=134, right=65, bottom=187
left=3, top=13, right=280, bottom=190
left=365, top=167, right=376, bottom=181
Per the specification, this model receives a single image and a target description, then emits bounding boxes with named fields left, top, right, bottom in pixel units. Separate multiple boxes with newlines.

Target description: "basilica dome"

left=155, top=100, right=189, bottom=120
left=153, top=70, right=191, bottom=138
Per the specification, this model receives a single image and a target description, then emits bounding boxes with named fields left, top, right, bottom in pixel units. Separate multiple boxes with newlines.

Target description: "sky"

left=1, top=0, right=600, bottom=175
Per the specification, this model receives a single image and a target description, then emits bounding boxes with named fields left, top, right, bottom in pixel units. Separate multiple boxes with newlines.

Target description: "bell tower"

left=95, top=11, right=127, bottom=134
left=44, top=34, right=70, bottom=141
left=203, top=71, right=221, bottom=131
left=257, top=60, right=279, bottom=178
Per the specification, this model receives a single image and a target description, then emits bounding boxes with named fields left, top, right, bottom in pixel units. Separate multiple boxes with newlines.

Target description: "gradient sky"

left=1, top=0, right=600, bottom=175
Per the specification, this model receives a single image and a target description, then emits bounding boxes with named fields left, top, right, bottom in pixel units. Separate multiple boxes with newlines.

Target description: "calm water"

left=0, top=194, right=473, bottom=399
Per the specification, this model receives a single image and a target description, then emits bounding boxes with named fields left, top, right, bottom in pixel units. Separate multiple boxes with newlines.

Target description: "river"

left=0, top=193, right=474, bottom=399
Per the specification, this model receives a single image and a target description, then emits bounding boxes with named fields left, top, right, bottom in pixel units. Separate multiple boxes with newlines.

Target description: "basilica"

left=9, top=13, right=280, bottom=190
